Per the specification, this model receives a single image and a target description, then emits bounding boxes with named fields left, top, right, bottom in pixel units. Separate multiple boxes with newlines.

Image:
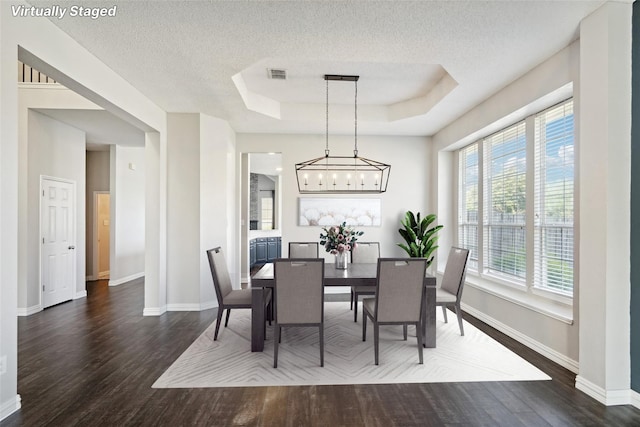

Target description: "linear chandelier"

left=295, top=74, right=391, bottom=194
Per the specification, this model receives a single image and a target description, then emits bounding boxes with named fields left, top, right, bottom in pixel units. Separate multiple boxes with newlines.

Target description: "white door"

left=41, top=177, right=76, bottom=308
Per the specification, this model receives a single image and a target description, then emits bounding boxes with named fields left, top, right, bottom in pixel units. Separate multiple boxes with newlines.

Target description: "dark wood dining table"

left=249, top=262, right=437, bottom=352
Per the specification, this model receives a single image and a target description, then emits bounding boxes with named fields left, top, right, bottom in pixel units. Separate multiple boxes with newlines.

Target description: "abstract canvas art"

left=298, top=198, right=381, bottom=227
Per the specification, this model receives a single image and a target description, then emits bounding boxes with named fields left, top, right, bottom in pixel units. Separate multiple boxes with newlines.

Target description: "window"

left=458, top=144, right=479, bottom=270
left=483, top=122, right=527, bottom=281
left=534, top=102, right=574, bottom=294
left=260, top=191, right=274, bottom=230
left=457, top=99, right=574, bottom=297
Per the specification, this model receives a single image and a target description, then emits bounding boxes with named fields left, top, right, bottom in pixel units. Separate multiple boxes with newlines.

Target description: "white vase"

left=335, top=251, right=348, bottom=269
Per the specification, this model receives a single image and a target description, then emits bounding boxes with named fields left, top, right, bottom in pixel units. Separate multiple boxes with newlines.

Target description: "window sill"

left=442, top=270, right=574, bottom=325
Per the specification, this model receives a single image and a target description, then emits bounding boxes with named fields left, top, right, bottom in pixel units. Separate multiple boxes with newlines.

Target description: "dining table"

left=249, top=262, right=437, bottom=352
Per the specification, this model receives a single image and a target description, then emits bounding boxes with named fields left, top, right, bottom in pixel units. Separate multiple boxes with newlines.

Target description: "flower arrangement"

left=319, top=222, right=364, bottom=254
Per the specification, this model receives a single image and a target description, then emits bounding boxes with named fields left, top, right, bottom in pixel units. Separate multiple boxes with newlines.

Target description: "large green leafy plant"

left=397, top=211, right=443, bottom=266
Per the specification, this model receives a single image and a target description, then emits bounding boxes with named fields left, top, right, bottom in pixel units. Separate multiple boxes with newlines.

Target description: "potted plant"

left=397, top=211, right=443, bottom=267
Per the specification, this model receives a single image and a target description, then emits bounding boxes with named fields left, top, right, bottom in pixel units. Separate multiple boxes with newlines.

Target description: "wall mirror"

left=249, top=153, right=281, bottom=230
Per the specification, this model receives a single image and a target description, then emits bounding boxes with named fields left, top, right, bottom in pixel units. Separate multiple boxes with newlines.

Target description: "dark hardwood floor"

left=4, top=279, right=640, bottom=426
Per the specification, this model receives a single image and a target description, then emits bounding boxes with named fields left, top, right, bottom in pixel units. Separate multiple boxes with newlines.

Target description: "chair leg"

left=273, top=324, right=280, bottom=368
left=319, top=325, right=324, bottom=367
left=214, top=306, right=224, bottom=340
left=350, top=289, right=354, bottom=310
left=278, top=326, right=282, bottom=343
left=225, top=308, right=231, bottom=327
left=362, top=311, right=367, bottom=341
left=353, top=293, right=359, bottom=322
left=267, top=300, right=272, bottom=326
left=403, top=324, right=408, bottom=340
left=374, top=323, right=380, bottom=365
left=455, top=304, right=464, bottom=336
left=442, top=305, right=448, bottom=323
left=416, top=321, right=424, bottom=364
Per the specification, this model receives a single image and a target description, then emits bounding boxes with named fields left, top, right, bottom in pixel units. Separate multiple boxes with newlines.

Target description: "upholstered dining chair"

left=273, top=258, right=325, bottom=368
left=436, top=247, right=470, bottom=336
left=288, top=242, right=319, bottom=258
left=362, top=258, right=428, bottom=365
left=350, top=242, right=380, bottom=322
left=207, top=247, right=272, bottom=341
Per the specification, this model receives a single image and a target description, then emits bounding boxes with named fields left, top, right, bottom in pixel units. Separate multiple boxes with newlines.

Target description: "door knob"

left=68, top=245, right=76, bottom=250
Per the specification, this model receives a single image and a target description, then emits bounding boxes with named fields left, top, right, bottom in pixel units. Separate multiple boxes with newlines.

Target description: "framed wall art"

left=298, top=198, right=381, bottom=227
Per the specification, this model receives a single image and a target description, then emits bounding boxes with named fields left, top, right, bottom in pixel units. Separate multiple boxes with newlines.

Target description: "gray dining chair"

left=207, top=247, right=272, bottom=341
left=362, top=258, right=428, bottom=365
left=273, top=258, right=325, bottom=368
left=350, top=242, right=380, bottom=322
left=288, top=242, right=319, bottom=258
left=436, top=247, right=470, bottom=336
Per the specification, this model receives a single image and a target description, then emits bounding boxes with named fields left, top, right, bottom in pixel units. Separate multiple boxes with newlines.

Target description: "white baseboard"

left=17, top=305, right=42, bottom=316
left=167, top=303, right=203, bottom=311
left=143, top=305, right=166, bottom=316
left=575, top=375, right=608, bottom=404
left=109, top=272, right=144, bottom=287
left=462, top=303, right=579, bottom=373
left=200, top=300, right=218, bottom=311
left=631, top=389, right=640, bottom=409
left=75, top=290, right=87, bottom=299
left=575, top=376, right=634, bottom=406
left=0, top=395, right=21, bottom=422
left=167, top=300, right=218, bottom=312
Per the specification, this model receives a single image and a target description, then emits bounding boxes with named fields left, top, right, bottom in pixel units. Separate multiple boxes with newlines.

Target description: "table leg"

left=251, top=288, right=265, bottom=352
left=422, top=286, right=436, bottom=348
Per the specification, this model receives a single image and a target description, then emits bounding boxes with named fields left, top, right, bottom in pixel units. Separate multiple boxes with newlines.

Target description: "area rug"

left=153, top=302, right=550, bottom=388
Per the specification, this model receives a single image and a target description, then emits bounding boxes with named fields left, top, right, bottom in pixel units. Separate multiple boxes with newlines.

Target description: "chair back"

left=206, top=247, right=233, bottom=304
left=375, top=258, right=428, bottom=323
left=351, top=242, right=380, bottom=263
left=288, top=242, right=319, bottom=258
left=440, top=247, right=470, bottom=300
left=274, top=258, right=324, bottom=324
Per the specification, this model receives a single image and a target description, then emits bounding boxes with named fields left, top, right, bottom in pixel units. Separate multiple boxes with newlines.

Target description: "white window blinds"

left=533, top=100, right=574, bottom=294
left=482, top=122, right=527, bottom=281
left=458, top=144, right=479, bottom=270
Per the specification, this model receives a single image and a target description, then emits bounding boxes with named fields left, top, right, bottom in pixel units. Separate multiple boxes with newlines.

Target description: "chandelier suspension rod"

left=325, top=78, right=329, bottom=157
left=354, top=79, right=358, bottom=157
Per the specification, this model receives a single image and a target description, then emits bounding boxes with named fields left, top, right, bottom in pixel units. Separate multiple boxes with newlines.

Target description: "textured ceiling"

left=28, top=0, right=605, bottom=136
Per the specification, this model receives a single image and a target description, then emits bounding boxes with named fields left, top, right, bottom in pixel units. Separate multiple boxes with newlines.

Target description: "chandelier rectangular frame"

left=295, top=74, right=391, bottom=194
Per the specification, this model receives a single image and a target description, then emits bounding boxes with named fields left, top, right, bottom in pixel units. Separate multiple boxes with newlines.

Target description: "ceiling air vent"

left=267, top=68, right=287, bottom=80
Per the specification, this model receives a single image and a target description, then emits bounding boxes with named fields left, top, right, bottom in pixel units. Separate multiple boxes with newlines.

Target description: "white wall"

left=576, top=2, right=632, bottom=404
left=86, top=151, right=110, bottom=280
left=236, top=134, right=432, bottom=261
left=2, top=5, right=168, bottom=417
left=27, top=110, right=87, bottom=308
left=432, top=42, right=580, bottom=365
left=18, top=85, right=101, bottom=312
left=201, top=114, right=237, bottom=305
left=167, top=113, right=201, bottom=306
left=109, top=145, right=145, bottom=286
left=165, top=113, right=236, bottom=310
left=431, top=3, right=634, bottom=405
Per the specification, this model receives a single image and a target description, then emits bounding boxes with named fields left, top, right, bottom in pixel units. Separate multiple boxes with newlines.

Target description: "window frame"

left=455, top=98, right=575, bottom=305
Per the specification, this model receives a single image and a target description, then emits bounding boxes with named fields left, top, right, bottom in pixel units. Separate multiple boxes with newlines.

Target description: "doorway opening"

left=95, top=192, right=111, bottom=280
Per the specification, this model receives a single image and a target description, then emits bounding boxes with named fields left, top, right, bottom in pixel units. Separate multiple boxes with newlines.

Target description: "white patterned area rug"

left=153, top=302, right=550, bottom=388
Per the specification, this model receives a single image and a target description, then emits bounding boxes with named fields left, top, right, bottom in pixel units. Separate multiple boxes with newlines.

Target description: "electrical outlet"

left=0, top=355, right=7, bottom=375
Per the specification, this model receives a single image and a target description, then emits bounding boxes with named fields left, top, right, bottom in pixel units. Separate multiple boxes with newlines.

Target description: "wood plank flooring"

left=4, top=278, right=640, bottom=426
